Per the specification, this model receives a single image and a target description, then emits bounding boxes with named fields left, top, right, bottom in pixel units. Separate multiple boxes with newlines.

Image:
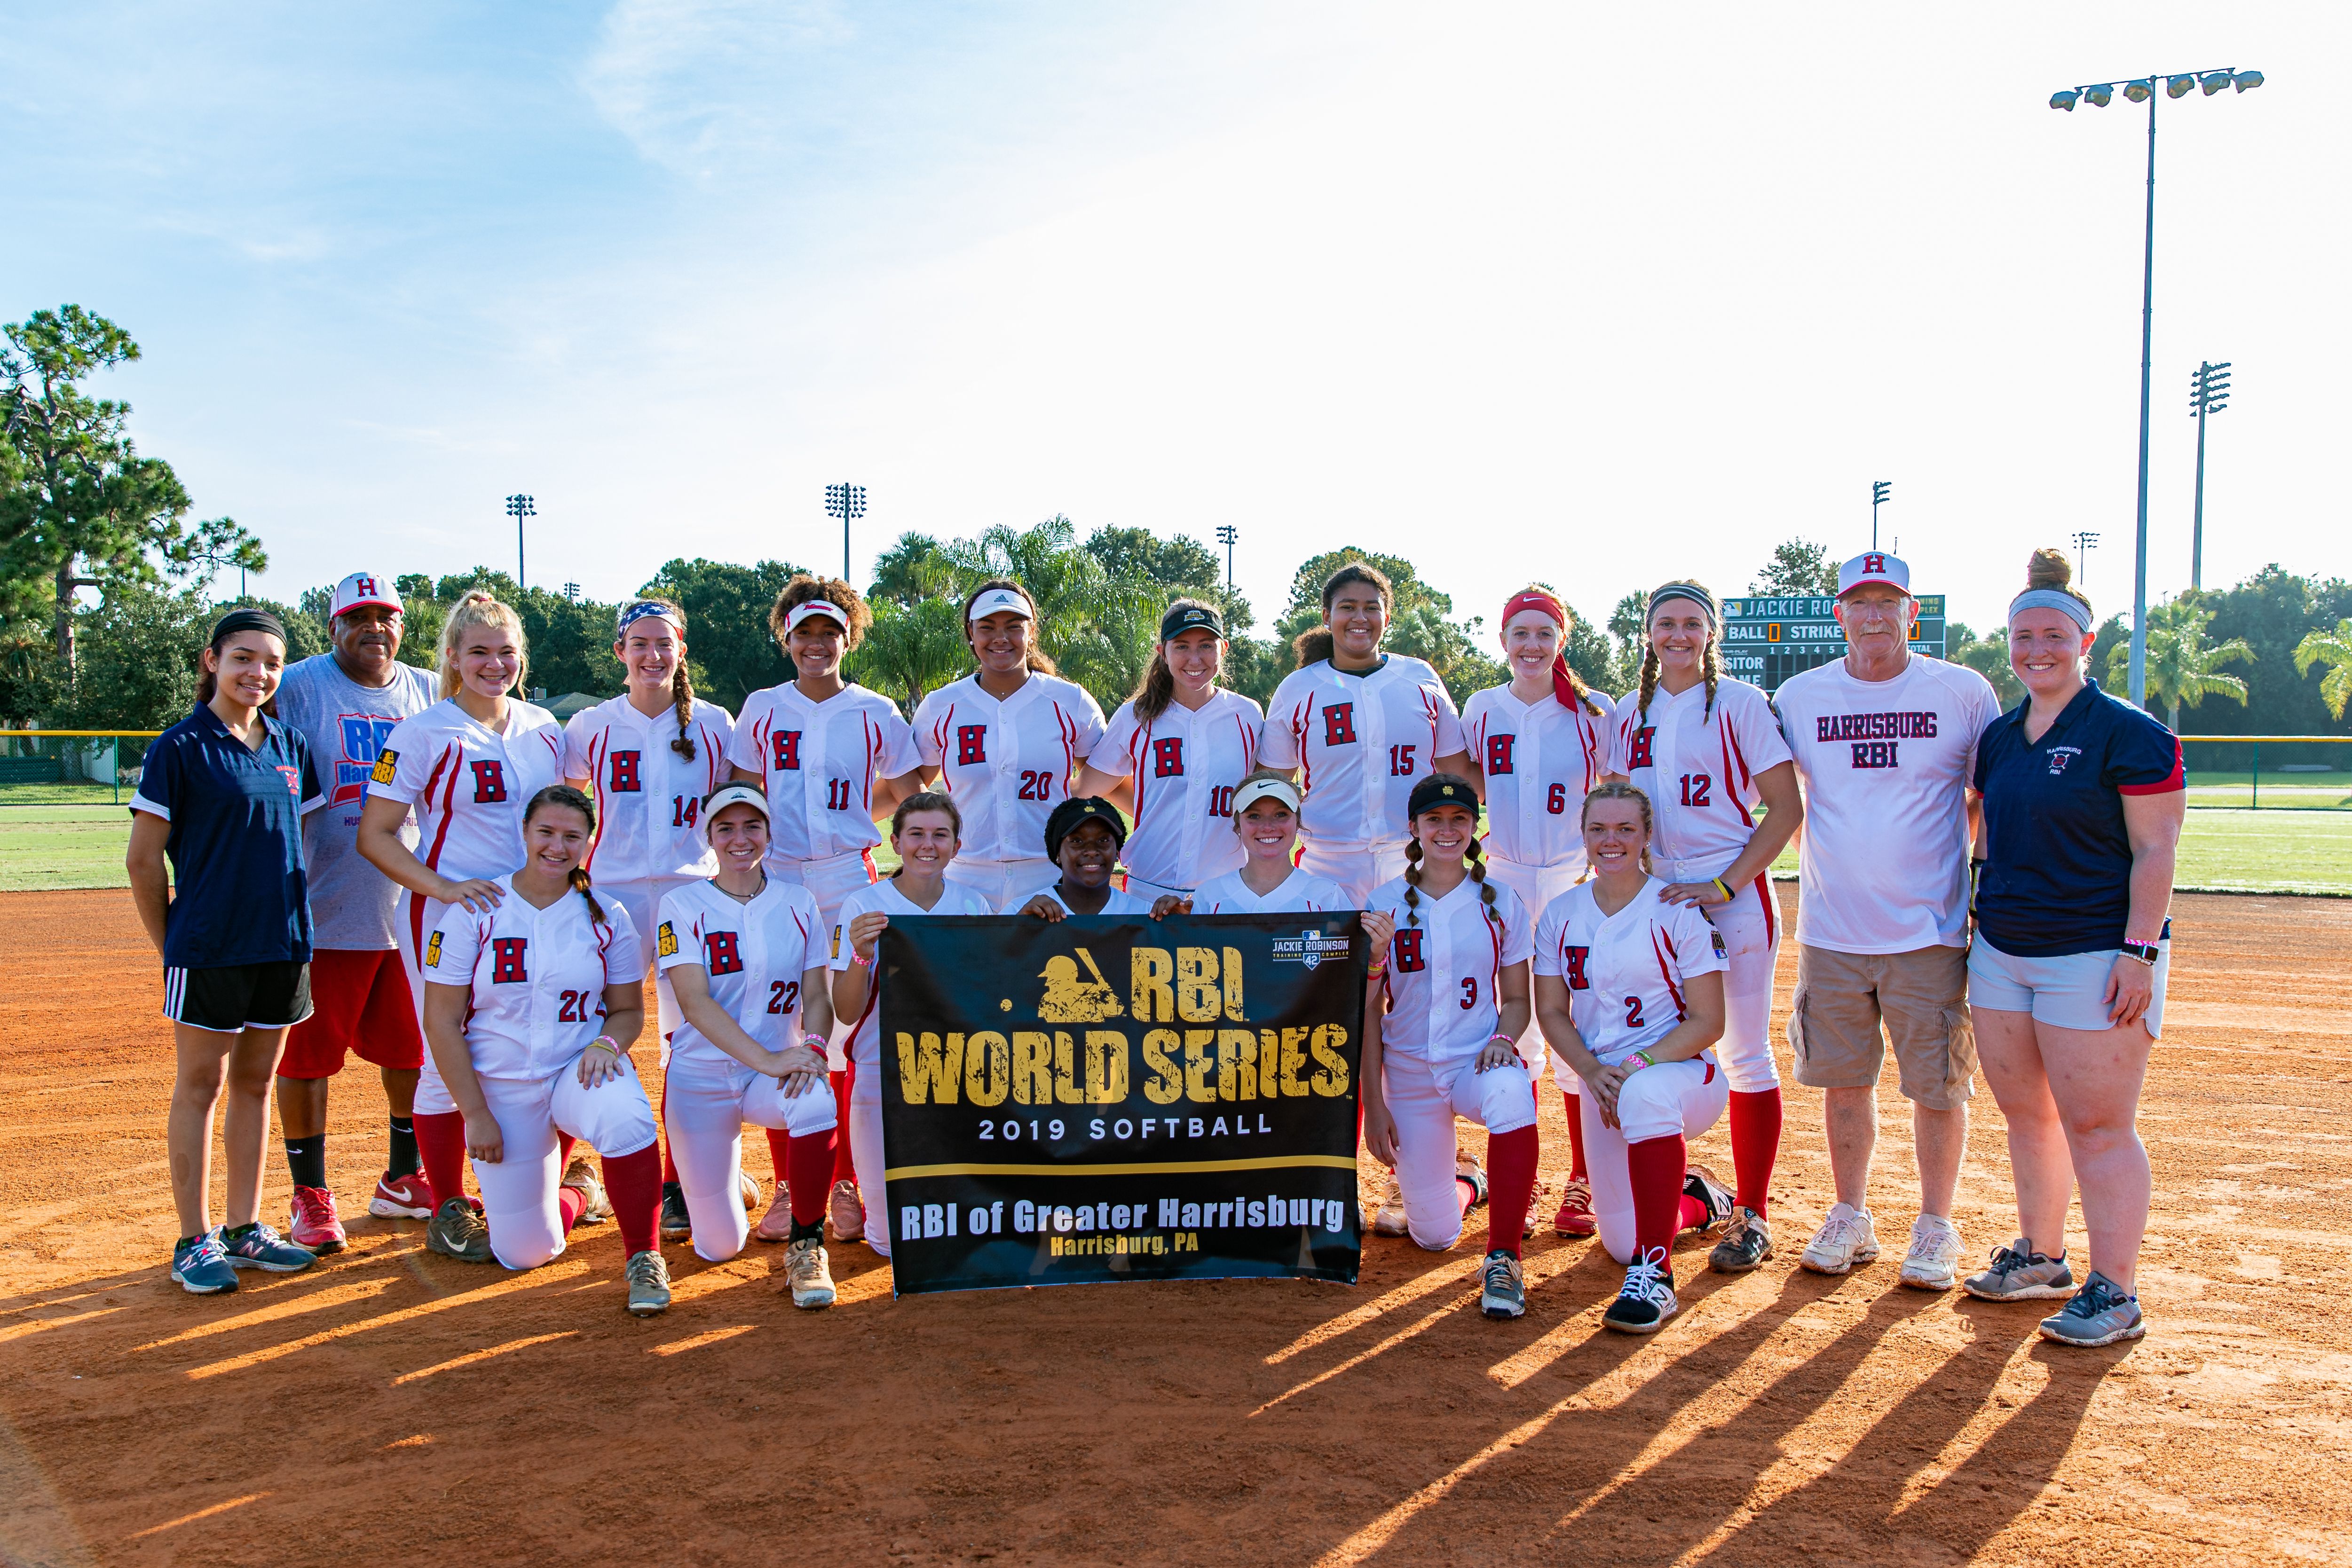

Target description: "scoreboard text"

left=1721, top=595, right=1946, bottom=693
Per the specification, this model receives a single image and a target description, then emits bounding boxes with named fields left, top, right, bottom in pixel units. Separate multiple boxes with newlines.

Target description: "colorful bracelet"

left=801, top=1032, right=829, bottom=1050
left=1627, top=1049, right=1655, bottom=1071
left=850, top=950, right=873, bottom=968
left=1711, top=877, right=1733, bottom=902
left=589, top=1035, right=620, bottom=1054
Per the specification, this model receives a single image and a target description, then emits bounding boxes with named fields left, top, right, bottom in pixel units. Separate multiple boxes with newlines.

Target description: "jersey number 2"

left=1623, top=995, right=1645, bottom=1028
left=558, top=989, right=600, bottom=1023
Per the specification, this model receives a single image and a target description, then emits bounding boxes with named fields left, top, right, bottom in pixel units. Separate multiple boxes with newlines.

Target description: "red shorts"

left=279, top=948, right=424, bottom=1079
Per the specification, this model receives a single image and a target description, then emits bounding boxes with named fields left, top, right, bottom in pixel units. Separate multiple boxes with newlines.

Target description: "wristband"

left=2119, top=942, right=2160, bottom=966
left=850, top=949, right=873, bottom=968
left=1489, top=1033, right=1515, bottom=1048
left=1626, top=1049, right=1655, bottom=1071
left=1367, top=962, right=1387, bottom=977
left=589, top=1035, right=619, bottom=1054
left=801, top=1032, right=829, bottom=1049
left=1711, top=877, right=1733, bottom=903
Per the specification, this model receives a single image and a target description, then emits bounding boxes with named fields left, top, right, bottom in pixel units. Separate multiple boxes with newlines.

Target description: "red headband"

left=1500, top=590, right=1583, bottom=713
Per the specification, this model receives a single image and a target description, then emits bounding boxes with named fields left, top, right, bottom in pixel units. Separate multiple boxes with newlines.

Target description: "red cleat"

left=1553, top=1176, right=1598, bottom=1238
left=369, top=1172, right=436, bottom=1220
left=289, top=1185, right=347, bottom=1253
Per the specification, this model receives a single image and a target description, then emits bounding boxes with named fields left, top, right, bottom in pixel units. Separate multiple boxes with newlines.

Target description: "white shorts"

left=663, top=1060, right=839, bottom=1261
left=1483, top=856, right=1586, bottom=1083
left=1967, top=935, right=2169, bottom=1040
left=848, top=1067, right=890, bottom=1258
left=596, top=875, right=700, bottom=1063
left=1582, top=1053, right=1727, bottom=1265
left=1297, top=840, right=1405, bottom=907
left=472, top=1055, right=660, bottom=1271
left=772, top=849, right=878, bottom=1068
left=944, top=856, right=1058, bottom=913
left=1379, top=1051, right=1538, bottom=1252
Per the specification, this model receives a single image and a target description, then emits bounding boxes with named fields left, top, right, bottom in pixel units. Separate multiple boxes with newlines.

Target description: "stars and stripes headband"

left=616, top=600, right=685, bottom=637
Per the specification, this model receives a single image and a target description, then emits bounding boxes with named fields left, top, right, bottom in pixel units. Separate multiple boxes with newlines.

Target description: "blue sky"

left=9, top=3, right=2347, bottom=641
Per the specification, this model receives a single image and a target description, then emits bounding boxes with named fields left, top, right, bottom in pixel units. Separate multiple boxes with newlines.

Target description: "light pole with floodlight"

left=1215, top=524, right=1237, bottom=590
left=2188, top=360, right=2231, bottom=591
left=2049, top=65, right=2263, bottom=703
left=1871, top=481, right=1890, bottom=551
left=506, top=494, right=535, bottom=589
left=825, top=484, right=865, bottom=582
left=2072, top=530, right=2100, bottom=587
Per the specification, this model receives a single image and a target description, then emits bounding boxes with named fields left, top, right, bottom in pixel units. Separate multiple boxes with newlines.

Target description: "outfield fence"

left=0, top=731, right=161, bottom=806
left=2178, top=736, right=2352, bottom=810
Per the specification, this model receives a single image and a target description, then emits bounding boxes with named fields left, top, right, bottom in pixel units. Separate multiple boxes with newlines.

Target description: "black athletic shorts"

left=164, top=960, right=315, bottom=1033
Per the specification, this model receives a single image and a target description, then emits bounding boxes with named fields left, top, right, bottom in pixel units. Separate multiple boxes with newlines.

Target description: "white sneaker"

left=1900, top=1214, right=1963, bottom=1291
left=1371, top=1173, right=1409, bottom=1237
left=1799, top=1203, right=1881, bottom=1276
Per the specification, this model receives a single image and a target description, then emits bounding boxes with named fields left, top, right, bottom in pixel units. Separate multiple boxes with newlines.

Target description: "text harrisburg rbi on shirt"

left=874, top=912, right=1369, bottom=1295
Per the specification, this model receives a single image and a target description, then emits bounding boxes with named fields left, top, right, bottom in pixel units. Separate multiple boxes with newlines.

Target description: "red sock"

left=1484, top=1125, right=1539, bottom=1259
left=766, top=1129, right=791, bottom=1184
left=788, top=1128, right=835, bottom=1230
left=601, top=1144, right=663, bottom=1257
left=1728, top=1088, right=1782, bottom=1218
left=557, top=1131, right=577, bottom=1166
left=1626, top=1134, right=1688, bottom=1266
left=1561, top=1091, right=1588, bottom=1181
left=1680, top=1193, right=1709, bottom=1230
left=559, top=1185, right=585, bottom=1233
left=414, top=1110, right=467, bottom=1211
left=829, top=1069, right=856, bottom=1186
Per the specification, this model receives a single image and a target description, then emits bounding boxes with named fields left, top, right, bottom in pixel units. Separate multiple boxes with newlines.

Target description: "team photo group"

left=133, top=538, right=2183, bottom=1350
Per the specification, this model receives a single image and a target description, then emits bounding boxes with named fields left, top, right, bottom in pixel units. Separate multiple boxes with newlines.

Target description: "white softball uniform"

left=1461, top=684, right=1616, bottom=876
left=371, top=697, right=567, bottom=1110
left=1092, top=691, right=1263, bottom=894
left=829, top=876, right=998, bottom=1257
left=654, top=877, right=837, bottom=1261
left=1531, top=879, right=1730, bottom=1264
left=1188, top=866, right=1354, bottom=914
left=420, top=881, right=653, bottom=1269
left=563, top=693, right=736, bottom=1050
left=913, top=671, right=1106, bottom=907
left=1771, top=655, right=2001, bottom=954
left=1032, top=883, right=1152, bottom=917
left=1607, top=678, right=1792, bottom=1092
left=1261, top=656, right=1466, bottom=898
left=1368, top=873, right=1538, bottom=1252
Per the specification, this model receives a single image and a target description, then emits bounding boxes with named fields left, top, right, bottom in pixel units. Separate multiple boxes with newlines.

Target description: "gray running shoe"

left=2039, top=1269, right=2143, bottom=1347
left=426, top=1197, right=494, bottom=1263
left=660, top=1183, right=692, bottom=1239
left=1962, top=1238, right=2075, bottom=1302
left=1479, top=1250, right=1526, bottom=1320
left=1683, top=1164, right=1735, bottom=1234
left=785, top=1237, right=837, bottom=1310
left=624, top=1249, right=671, bottom=1316
left=1709, top=1206, right=1773, bottom=1273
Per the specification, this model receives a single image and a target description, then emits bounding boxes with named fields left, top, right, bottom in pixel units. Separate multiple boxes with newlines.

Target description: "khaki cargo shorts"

left=1789, top=943, right=1975, bottom=1110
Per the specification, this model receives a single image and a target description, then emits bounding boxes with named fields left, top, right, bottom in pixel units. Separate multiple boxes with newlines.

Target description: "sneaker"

left=1603, top=1249, right=1679, bottom=1334
left=1554, top=1177, right=1598, bottom=1238
left=751, top=1186, right=796, bottom=1244
left=221, top=1221, right=316, bottom=1274
left=1683, top=1164, right=1735, bottom=1233
left=1964, top=1238, right=2076, bottom=1302
left=1709, top=1206, right=1773, bottom=1273
left=288, top=1186, right=346, bottom=1254
left=739, top=1170, right=760, bottom=1212
left=369, top=1171, right=436, bottom=1220
left=1799, top=1203, right=1880, bottom=1276
left=171, top=1230, right=238, bottom=1295
left=426, top=1197, right=494, bottom=1263
left=1456, top=1154, right=1490, bottom=1210
left=829, top=1178, right=865, bottom=1243
left=660, top=1183, right=692, bottom=1240
left=561, top=1156, right=610, bottom=1225
left=1479, top=1250, right=1526, bottom=1320
left=785, top=1236, right=837, bottom=1310
left=1900, top=1215, right=1963, bottom=1291
left=2039, top=1270, right=2144, bottom=1347
left=624, top=1249, right=671, bottom=1316
left=1371, top=1174, right=1409, bottom=1237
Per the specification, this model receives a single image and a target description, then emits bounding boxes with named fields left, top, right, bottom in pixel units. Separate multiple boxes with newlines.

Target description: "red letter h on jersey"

left=1626, top=727, right=1656, bottom=770
left=1392, top=928, right=1426, bottom=972
left=771, top=730, right=803, bottom=772
left=956, top=725, right=987, bottom=765
left=1151, top=736, right=1184, bottom=777
left=1485, top=733, right=1515, bottom=775
left=490, top=937, right=528, bottom=983
left=608, top=750, right=642, bottom=792
left=1321, top=702, right=1357, bottom=746
left=703, top=930, right=744, bottom=975
left=470, top=760, right=508, bottom=803
left=1562, top=944, right=1590, bottom=990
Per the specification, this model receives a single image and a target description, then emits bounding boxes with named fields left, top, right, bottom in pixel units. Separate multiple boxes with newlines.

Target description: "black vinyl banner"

left=877, top=912, right=1365, bottom=1295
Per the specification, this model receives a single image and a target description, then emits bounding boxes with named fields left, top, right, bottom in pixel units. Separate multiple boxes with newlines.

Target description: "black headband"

left=211, top=607, right=288, bottom=646
left=1160, top=603, right=1224, bottom=642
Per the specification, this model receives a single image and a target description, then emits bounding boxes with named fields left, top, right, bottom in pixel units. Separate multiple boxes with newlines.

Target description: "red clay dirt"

left=1, top=887, right=2346, bottom=1567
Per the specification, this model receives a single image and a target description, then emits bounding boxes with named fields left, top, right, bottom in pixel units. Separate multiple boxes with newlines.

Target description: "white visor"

left=783, top=600, right=849, bottom=636
left=700, top=784, right=772, bottom=842
left=1230, top=776, right=1301, bottom=815
left=966, top=587, right=1034, bottom=625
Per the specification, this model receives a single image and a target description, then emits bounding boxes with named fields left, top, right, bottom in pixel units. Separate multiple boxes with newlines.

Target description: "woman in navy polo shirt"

left=128, top=608, right=328, bottom=1294
left=1964, top=550, right=2184, bottom=1348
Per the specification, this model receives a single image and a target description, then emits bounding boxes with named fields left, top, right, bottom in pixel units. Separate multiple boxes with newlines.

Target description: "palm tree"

left=2294, top=618, right=2352, bottom=720
left=848, top=595, right=969, bottom=714
left=2106, top=596, right=2254, bottom=731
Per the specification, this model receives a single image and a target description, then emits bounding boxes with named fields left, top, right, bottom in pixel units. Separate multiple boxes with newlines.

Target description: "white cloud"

left=581, top=0, right=855, bottom=176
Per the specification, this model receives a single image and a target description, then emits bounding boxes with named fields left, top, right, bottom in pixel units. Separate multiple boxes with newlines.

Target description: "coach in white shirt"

left=1772, top=552, right=2002, bottom=1291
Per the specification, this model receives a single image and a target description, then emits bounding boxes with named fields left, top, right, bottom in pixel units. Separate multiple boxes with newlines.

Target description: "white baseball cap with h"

left=331, top=572, right=403, bottom=616
left=1836, top=552, right=1911, bottom=597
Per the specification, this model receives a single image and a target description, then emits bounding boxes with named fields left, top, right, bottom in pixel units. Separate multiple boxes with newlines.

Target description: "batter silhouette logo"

left=1271, top=930, right=1351, bottom=970
left=1037, top=947, right=1122, bottom=1022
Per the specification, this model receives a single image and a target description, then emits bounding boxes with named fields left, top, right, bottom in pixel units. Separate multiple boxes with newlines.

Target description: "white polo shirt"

left=1189, top=866, right=1355, bottom=914
left=423, top=879, right=644, bottom=1080
left=1092, top=689, right=1264, bottom=890
left=828, top=876, right=998, bottom=1067
left=1367, top=872, right=1532, bottom=1064
left=370, top=697, right=567, bottom=882
left=1261, top=656, right=1466, bottom=852
left=1460, top=684, right=1617, bottom=872
left=727, top=682, right=920, bottom=865
left=1772, top=654, right=2002, bottom=954
left=1605, top=677, right=1792, bottom=882
left=912, top=671, right=1106, bottom=864
left=654, top=877, right=827, bottom=1074
left=562, top=693, right=736, bottom=883
left=1531, top=880, right=1727, bottom=1064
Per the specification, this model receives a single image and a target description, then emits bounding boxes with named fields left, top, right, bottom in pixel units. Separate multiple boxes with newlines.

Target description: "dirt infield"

left=2, top=888, right=2347, bottom=1567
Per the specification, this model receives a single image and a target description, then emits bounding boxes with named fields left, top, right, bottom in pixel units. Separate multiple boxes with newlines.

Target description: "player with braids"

left=727, top=574, right=924, bottom=1247
left=1360, top=774, right=1542, bottom=1320
left=1606, top=579, right=1802, bottom=1276
left=562, top=598, right=742, bottom=1237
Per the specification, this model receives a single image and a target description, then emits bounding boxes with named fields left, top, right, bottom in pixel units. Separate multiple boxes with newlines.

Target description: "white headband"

left=1231, top=776, right=1301, bottom=815
left=699, top=784, right=772, bottom=843
left=966, top=587, right=1034, bottom=624
left=782, top=600, right=849, bottom=636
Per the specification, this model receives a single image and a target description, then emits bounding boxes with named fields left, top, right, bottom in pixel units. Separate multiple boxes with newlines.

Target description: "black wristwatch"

left=2119, top=941, right=2161, bottom=965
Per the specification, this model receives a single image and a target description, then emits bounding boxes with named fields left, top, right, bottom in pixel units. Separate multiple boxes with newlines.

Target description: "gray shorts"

left=1966, top=935, right=2168, bottom=1039
left=1788, top=943, right=1975, bottom=1110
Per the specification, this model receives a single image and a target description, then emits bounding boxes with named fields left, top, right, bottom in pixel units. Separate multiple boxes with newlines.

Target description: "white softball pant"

left=471, top=1055, right=660, bottom=1271
left=1670, top=872, right=1782, bottom=1094
left=663, top=1060, right=839, bottom=1262
left=1484, top=856, right=1586, bottom=1084
left=847, top=1066, right=890, bottom=1258
left=1296, top=840, right=1405, bottom=907
left=597, top=875, right=700, bottom=1063
left=944, top=856, right=1058, bottom=914
left=401, top=890, right=458, bottom=1115
left=1380, top=1051, right=1539, bottom=1252
left=771, top=850, right=876, bottom=1068
left=1582, top=1054, right=1728, bottom=1265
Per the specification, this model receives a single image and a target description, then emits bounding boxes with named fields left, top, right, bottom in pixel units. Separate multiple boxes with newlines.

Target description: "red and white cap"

left=331, top=572, right=403, bottom=616
left=782, top=600, right=849, bottom=636
left=1836, top=552, right=1911, bottom=597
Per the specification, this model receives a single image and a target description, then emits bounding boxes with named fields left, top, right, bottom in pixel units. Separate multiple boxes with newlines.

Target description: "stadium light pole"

left=2072, top=530, right=2100, bottom=587
left=825, top=484, right=866, bottom=582
left=2050, top=65, right=2263, bottom=704
left=1215, top=524, right=1238, bottom=590
left=505, top=495, right=535, bottom=589
left=2188, top=360, right=2231, bottom=591
left=1871, top=481, right=1890, bottom=552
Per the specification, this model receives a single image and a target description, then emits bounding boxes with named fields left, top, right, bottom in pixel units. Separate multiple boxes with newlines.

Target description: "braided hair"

left=1401, top=806, right=1502, bottom=929
left=523, top=785, right=606, bottom=924
left=1635, top=580, right=1724, bottom=723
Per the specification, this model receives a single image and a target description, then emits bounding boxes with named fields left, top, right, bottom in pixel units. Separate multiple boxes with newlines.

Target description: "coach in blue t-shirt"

left=128, top=607, right=326, bottom=1294
left=1960, top=550, right=2184, bottom=1352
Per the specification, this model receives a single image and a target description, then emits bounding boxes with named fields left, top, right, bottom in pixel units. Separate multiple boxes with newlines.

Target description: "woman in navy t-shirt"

left=1961, top=551, right=2184, bottom=1349
left=128, top=608, right=326, bottom=1295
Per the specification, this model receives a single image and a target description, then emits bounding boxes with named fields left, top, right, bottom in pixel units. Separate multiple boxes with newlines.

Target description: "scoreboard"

left=1720, top=594, right=1946, bottom=693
